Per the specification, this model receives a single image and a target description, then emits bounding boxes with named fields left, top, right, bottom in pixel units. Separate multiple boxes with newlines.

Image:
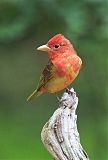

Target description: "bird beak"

left=37, top=44, right=51, bottom=52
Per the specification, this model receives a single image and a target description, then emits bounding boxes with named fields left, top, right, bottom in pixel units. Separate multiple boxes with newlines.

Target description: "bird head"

left=37, top=34, right=76, bottom=58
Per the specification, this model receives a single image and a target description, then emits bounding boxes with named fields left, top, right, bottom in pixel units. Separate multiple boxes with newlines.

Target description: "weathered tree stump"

left=41, top=88, right=89, bottom=160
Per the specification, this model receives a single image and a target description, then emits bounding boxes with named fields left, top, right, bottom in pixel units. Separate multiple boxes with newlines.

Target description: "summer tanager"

left=27, top=34, right=82, bottom=101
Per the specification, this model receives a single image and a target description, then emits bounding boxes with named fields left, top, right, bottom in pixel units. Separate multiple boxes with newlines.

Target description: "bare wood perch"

left=41, top=88, right=89, bottom=160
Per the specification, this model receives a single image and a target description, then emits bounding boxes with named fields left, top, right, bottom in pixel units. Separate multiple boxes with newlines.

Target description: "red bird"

left=27, top=34, right=82, bottom=101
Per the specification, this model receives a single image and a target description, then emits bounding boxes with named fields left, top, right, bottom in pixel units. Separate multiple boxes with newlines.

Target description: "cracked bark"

left=41, top=88, right=89, bottom=160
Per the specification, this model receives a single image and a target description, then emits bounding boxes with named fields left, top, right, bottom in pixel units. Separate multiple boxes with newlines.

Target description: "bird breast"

left=45, top=54, right=82, bottom=93
left=52, top=54, right=82, bottom=79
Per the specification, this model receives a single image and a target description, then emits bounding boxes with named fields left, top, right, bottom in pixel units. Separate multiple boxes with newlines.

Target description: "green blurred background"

left=0, top=0, right=107, bottom=159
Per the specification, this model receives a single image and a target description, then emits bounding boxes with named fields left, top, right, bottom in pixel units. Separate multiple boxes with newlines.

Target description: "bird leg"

left=55, top=88, right=75, bottom=108
left=66, top=87, right=75, bottom=97
left=54, top=93, right=60, bottom=102
left=66, top=87, right=73, bottom=94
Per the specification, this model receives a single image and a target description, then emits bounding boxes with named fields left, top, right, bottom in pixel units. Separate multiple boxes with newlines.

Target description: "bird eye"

left=54, top=44, right=60, bottom=49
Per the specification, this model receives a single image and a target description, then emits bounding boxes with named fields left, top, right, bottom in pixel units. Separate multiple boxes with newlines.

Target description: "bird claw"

left=66, top=88, right=74, bottom=95
left=56, top=88, right=76, bottom=108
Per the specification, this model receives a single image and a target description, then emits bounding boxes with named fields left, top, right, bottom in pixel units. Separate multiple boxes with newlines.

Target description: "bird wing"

left=37, top=60, right=56, bottom=90
left=27, top=61, right=56, bottom=101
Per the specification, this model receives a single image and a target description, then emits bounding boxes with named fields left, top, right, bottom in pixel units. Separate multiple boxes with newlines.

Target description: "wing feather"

left=37, top=60, right=56, bottom=90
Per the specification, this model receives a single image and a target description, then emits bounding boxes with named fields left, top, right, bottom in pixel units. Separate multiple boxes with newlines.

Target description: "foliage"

left=0, top=0, right=107, bottom=43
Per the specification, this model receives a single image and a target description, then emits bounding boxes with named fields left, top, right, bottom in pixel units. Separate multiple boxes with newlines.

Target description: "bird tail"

left=27, top=89, right=43, bottom=102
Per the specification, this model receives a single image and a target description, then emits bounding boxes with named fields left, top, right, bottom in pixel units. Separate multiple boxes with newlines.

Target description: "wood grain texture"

left=41, top=88, right=89, bottom=160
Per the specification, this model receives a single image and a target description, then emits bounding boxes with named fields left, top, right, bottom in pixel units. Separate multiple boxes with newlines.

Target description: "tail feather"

left=27, top=89, right=43, bottom=101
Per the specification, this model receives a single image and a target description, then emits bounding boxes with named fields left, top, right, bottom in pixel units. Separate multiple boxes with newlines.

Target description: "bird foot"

left=66, top=88, right=73, bottom=94
left=65, top=87, right=76, bottom=100
left=55, top=88, right=76, bottom=108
